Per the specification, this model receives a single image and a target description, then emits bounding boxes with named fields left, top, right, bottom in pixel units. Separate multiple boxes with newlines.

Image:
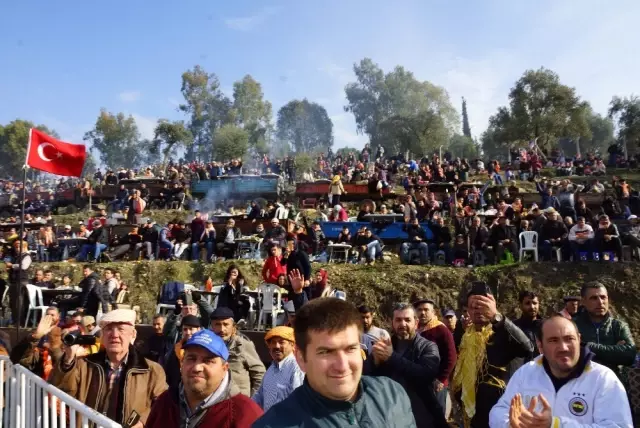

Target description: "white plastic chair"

left=155, top=303, right=174, bottom=316
left=518, top=231, right=539, bottom=262
left=24, top=284, right=49, bottom=328
left=274, top=206, right=289, bottom=220
left=256, top=283, right=284, bottom=330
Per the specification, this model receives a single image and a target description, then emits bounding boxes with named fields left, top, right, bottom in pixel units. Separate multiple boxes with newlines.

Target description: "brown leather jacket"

left=50, top=345, right=167, bottom=425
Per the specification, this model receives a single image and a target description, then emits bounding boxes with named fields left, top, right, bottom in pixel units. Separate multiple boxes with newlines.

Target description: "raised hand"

left=288, top=269, right=304, bottom=294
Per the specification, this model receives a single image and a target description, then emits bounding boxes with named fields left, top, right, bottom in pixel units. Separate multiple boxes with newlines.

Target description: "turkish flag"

left=26, top=128, right=87, bottom=177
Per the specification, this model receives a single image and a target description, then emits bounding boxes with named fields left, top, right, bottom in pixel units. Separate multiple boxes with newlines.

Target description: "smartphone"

left=470, top=281, right=491, bottom=296
left=185, top=293, right=193, bottom=306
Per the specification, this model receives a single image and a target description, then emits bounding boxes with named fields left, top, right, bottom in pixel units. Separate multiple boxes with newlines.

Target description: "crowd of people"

left=4, top=273, right=636, bottom=427
left=1, top=145, right=640, bottom=427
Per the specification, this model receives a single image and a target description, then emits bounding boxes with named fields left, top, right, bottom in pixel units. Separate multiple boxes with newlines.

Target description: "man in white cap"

left=51, top=309, right=167, bottom=427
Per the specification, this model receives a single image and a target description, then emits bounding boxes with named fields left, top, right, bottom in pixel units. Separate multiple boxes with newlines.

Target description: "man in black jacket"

left=163, top=315, right=202, bottom=390
left=284, top=236, right=310, bottom=285
left=77, top=265, right=110, bottom=318
left=489, top=215, right=518, bottom=263
left=76, top=220, right=109, bottom=262
left=372, top=302, right=447, bottom=428
left=539, top=210, right=568, bottom=260
left=452, top=283, right=533, bottom=428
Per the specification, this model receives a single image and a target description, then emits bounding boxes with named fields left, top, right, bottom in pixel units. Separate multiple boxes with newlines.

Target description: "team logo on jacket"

left=569, top=397, right=588, bottom=416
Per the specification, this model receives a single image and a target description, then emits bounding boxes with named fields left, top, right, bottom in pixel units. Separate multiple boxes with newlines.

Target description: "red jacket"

left=146, top=386, right=263, bottom=428
left=420, top=323, right=457, bottom=386
left=262, top=255, right=287, bottom=284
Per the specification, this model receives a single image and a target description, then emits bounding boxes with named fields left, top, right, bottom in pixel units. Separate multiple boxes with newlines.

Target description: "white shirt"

left=489, top=355, right=633, bottom=428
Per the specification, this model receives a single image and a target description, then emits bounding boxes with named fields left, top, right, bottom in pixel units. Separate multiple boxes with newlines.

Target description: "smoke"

left=193, top=183, right=233, bottom=215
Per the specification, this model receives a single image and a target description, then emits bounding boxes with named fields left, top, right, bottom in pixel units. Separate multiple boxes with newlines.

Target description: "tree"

left=462, top=97, right=472, bottom=138
left=212, top=124, right=249, bottom=161
left=179, top=65, right=233, bottom=161
left=449, top=134, right=479, bottom=159
left=152, top=120, right=192, bottom=165
left=84, top=109, right=141, bottom=170
left=485, top=67, right=591, bottom=153
left=81, top=151, right=98, bottom=178
left=0, top=120, right=59, bottom=178
left=559, top=110, right=614, bottom=156
left=335, top=146, right=360, bottom=158
left=276, top=99, right=333, bottom=153
left=344, top=58, right=459, bottom=155
left=609, top=95, right=640, bottom=150
left=231, top=75, right=273, bottom=155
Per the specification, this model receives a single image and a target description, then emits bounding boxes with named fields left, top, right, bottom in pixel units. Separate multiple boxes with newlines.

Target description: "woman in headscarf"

left=307, top=269, right=328, bottom=300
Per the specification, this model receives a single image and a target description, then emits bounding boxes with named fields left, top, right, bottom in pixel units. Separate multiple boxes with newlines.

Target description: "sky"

left=1, top=0, right=639, bottom=152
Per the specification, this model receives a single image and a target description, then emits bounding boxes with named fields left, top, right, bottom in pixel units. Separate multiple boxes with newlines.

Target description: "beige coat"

left=226, top=333, right=265, bottom=396
left=50, top=346, right=167, bottom=426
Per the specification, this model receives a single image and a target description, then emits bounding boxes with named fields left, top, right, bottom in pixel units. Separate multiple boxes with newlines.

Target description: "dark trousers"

left=10, top=282, right=27, bottom=326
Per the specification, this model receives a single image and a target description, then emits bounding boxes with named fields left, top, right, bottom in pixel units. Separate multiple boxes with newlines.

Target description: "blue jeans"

left=435, top=386, right=449, bottom=418
left=401, top=242, right=429, bottom=264
left=366, top=240, right=383, bottom=260
left=77, top=243, right=107, bottom=261
left=191, top=243, right=200, bottom=261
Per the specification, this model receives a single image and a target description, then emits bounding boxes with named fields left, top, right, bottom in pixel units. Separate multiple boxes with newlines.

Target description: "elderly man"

left=146, top=329, right=263, bottom=428
left=489, top=315, right=633, bottom=427
left=253, top=326, right=305, bottom=412
left=372, top=302, right=448, bottom=428
left=253, top=298, right=416, bottom=427
left=51, top=309, right=167, bottom=427
left=209, top=307, right=265, bottom=396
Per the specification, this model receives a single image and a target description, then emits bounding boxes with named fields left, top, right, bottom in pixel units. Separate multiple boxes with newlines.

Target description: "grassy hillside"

left=26, top=259, right=640, bottom=339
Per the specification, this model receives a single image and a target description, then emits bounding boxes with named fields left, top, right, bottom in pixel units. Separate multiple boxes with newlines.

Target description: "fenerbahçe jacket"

left=489, top=355, right=633, bottom=427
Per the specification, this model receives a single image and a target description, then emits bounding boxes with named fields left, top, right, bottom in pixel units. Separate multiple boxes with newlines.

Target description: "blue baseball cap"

left=182, top=329, right=229, bottom=361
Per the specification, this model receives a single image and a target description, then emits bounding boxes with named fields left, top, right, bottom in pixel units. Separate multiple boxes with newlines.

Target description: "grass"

left=25, top=259, right=640, bottom=338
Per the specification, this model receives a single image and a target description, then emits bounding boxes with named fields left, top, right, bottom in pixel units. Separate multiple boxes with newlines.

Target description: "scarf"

left=452, top=324, right=494, bottom=427
left=424, top=318, right=444, bottom=331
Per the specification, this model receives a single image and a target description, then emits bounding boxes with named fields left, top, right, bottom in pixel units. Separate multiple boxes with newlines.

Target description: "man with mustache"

left=490, top=315, right=632, bottom=427
left=252, top=326, right=304, bottom=412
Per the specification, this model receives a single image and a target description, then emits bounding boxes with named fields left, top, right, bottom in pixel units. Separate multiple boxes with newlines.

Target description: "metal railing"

left=1, top=357, right=122, bottom=428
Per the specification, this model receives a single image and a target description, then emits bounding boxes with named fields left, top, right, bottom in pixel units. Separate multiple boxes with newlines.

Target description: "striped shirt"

left=252, top=353, right=304, bottom=412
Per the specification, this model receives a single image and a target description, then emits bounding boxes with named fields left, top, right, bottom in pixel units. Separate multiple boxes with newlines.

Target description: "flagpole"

left=15, top=129, right=33, bottom=335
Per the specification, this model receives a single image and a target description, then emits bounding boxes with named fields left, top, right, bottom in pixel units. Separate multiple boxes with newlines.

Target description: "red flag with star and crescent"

left=25, top=128, right=87, bottom=177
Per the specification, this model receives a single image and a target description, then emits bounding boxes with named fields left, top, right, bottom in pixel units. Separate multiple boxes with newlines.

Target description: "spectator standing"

left=414, top=299, right=457, bottom=419
left=372, top=303, right=448, bottom=427
left=146, top=329, right=263, bottom=428
left=253, top=298, right=417, bottom=428
left=6, top=240, right=32, bottom=325
left=189, top=210, right=206, bottom=261
left=209, top=308, right=265, bottom=397
left=573, top=282, right=636, bottom=378
left=284, top=236, right=311, bottom=285
left=77, top=265, right=110, bottom=318
left=451, top=283, right=533, bottom=428
left=252, top=326, right=305, bottom=412
left=52, top=309, right=167, bottom=427
left=358, top=305, right=390, bottom=342
left=217, top=264, right=251, bottom=322
left=146, top=314, right=169, bottom=364
left=512, top=290, right=542, bottom=362
left=163, top=315, right=202, bottom=390
left=489, top=316, right=633, bottom=427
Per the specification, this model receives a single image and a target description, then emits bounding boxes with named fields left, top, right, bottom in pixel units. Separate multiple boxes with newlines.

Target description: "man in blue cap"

left=146, top=329, right=263, bottom=428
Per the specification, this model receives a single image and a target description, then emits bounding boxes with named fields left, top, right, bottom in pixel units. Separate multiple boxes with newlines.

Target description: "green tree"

left=344, top=58, right=459, bottom=155
left=152, top=120, right=193, bottom=165
left=276, top=99, right=334, bottom=153
left=560, top=110, right=614, bottom=156
left=231, top=75, right=273, bottom=155
left=462, top=97, right=472, bottom=137
left=480, top=126, right=509, bottom=162
left=179, top=65, right=233, bottom=161
left=449, top=134, right=479, bottom=159
left=81, top=151, right=98, bottom=178
left=608, top=96, right=640, bottom=150
left=486, top=67, right=591, bottom=153
left=335, top=146, right=359, bottom=158
left=212, top=124, right=249, bottom=161
left=0, top=120, right=59, bottom=178
left=294, top=153, right=315, bottom=180
left=84, top=109, right=141, bottom=170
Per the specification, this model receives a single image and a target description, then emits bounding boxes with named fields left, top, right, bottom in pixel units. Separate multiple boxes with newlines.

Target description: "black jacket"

left=88, top=227, right=109, bottom=246
left=78, top=272, right=110, bottom=316
left=459, top=318, right=533, bottom=428
left=285, top=250, right=311, bottom=281
left=404, top=224, right=428, bottom=242
left=540, top=220, right=568, bottom=241
left=490, top=225, right=516, bottom=246
left=373, top=334, right=447, bottom=428
left=216, top=282, right=247, bottom=322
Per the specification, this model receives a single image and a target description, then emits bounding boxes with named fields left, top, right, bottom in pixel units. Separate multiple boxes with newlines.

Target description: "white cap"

left=98, top=309, right=136, bottom=329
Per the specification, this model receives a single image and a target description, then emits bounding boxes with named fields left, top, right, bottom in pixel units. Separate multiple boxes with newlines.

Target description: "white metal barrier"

left=1, top=359, right=122, bottom=428
left=1, top=355, right=13, bottom=428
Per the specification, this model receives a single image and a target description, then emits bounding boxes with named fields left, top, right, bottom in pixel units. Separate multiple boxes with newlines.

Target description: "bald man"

left=490, top=315, right=632, bottom=427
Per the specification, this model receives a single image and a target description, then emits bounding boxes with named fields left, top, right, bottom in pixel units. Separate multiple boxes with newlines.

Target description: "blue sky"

left=1, top=0, right=639, bottom=150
